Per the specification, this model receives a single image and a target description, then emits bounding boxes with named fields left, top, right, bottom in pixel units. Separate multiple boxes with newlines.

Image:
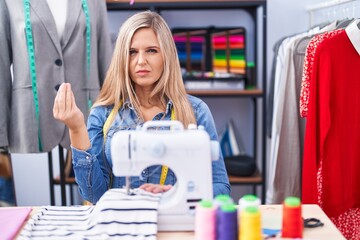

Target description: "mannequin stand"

left=48, top=146, right=76, bottom=206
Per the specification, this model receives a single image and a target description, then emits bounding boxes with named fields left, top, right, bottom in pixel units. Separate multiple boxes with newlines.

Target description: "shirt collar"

left=345, top=19, right=360, bottom=55
left=122, top=99, right=133, bottom=110
left=165, top=99, right=173, bottom=116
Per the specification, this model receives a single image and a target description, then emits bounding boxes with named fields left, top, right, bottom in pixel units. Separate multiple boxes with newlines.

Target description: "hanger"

left=336, top=18, right=355, bottom=28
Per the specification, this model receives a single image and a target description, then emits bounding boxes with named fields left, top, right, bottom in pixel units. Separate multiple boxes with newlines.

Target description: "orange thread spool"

left=281, top=196, right=303, bottom=238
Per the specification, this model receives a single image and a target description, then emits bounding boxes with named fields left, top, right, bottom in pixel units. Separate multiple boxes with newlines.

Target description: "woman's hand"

left=53, top=83, right=90, bottom=150
left=53, top=83, right=85, bottom=132
left=139, top=183, right=172, bottom=193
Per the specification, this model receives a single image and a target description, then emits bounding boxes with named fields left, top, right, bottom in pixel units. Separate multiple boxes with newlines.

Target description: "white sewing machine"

left=111, top=120, right=219, bottom=231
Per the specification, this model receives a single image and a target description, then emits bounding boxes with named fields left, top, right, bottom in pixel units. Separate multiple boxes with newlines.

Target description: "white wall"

left=12, top=0, right=326, bottom=206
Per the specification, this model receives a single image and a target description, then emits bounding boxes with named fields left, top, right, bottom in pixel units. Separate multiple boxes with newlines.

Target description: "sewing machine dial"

left=148, top=141, right=166, bottom=158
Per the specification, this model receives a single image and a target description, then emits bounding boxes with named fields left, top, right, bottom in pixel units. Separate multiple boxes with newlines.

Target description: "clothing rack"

left=306, top=0, right=357, bottom=27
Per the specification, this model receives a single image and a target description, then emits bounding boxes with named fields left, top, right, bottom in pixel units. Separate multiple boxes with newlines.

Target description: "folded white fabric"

left=18, top=189, right=162, bottom=240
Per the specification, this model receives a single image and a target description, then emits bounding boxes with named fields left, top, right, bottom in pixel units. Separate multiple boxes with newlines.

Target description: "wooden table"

left=157, top=204, right=345, bottom=239
left=10, top=204, right=344, bottom=239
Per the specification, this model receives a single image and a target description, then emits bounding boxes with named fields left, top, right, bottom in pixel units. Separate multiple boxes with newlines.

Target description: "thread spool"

left=238, top=194, right=261, bottom=211
left=239, top=206, right=262, bottom=240
left=195, top=200, right=216, bottom=240
left=281, top=196, right=303, bottom=238
left=217, top=203, right=238, bottom=240
left=214, top=194, right=234, bottom=240
left=246, top=62, right=256, bottom=89
left=214, top=194, right=234, bottom=207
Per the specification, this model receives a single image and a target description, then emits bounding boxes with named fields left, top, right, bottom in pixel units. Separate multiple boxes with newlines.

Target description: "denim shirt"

left=72, top=95, right=230, bottom=203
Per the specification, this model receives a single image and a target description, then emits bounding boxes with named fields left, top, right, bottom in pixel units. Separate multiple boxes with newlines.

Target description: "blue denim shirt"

left=72, top=95, right=230, bottom=203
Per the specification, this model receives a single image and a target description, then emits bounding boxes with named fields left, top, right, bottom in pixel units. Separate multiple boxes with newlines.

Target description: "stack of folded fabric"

left=18, top=189, right=162, bottom=240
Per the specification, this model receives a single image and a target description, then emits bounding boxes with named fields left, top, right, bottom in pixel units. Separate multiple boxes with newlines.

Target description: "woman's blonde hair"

left=94, top=11, right=196, bottom=127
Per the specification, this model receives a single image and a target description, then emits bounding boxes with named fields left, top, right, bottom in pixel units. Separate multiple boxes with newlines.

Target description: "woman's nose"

left=137, top=52, right=147, bottom=65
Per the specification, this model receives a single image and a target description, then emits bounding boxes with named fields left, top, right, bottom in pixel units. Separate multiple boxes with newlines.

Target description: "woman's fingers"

left=53, top=83, right=65, bottom=119
left=66, top=83, right=73, bottom=111
left=53, top=83, right=85, bottom=132
left=140, top=184, right=172, bottom=193
left=57, top=83, right=67, bottom=114
left=53, top=83, right=74, bottom=121
left=53, top=94, right=59, bottom=117
left=162, top=185, right=172, bottom=191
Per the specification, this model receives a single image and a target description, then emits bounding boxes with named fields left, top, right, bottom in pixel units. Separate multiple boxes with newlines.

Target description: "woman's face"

left=129, top=28, right=164, bottom=89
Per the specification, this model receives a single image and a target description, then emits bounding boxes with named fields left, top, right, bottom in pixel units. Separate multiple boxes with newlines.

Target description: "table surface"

left=8, top=204, right=344, bottom=239
left=157, top=204, right=345, bottom=239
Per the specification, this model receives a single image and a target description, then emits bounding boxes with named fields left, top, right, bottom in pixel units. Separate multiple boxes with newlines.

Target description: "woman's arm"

left=53, top=83, right=110, bottom=203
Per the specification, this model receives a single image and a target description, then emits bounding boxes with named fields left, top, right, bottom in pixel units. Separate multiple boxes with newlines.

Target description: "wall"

left=12, top=0, right=324, bottom=206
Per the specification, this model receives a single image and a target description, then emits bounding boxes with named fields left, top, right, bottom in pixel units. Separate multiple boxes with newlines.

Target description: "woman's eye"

left=129, top=49, right=137, bottom=55
left=147, top=49, right=158, bottom=54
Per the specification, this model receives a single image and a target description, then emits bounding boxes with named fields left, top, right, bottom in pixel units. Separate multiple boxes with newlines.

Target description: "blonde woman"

left=53, top=11, right=230, bottom=204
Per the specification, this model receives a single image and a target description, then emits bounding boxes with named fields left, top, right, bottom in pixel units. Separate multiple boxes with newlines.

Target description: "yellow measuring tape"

left=103, top=101, right=174, bottom=185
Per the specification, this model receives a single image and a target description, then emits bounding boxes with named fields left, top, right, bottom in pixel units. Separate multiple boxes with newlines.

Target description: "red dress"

left=299, top=29, right=343, bottom=118
left=302, top=30, right=360, bottom=239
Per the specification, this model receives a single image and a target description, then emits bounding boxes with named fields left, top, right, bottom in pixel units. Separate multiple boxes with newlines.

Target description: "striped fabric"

left=18, top=189, right=161, bottom=240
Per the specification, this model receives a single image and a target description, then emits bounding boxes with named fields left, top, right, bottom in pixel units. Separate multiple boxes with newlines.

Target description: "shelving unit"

left=106, top=0, right=267, bottom=203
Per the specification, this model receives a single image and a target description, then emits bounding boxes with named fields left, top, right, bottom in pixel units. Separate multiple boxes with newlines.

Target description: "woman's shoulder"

left=91, top=104, right=113, bottom=113
left=187, top=94, right=209, bottom=110
left=187, top=94, right=204, bottom=106
left=89, top=105, right=114, bottom=121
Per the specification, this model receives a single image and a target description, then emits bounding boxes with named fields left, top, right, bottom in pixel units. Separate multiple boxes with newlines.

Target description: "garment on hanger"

left=0, top=0, right=112, bottom=153
left=266, top=21, right=339, bottom=204
left=299, top=29, right=344, bottom=118
left=266, top=25, right=324, bottom=204
left=266, top=20, right=334, bottom=139
left=336, top=18, right=355, bottom=28
left=18, top=188, right=161, bottom=239
left=302, top=19, right=360, bottom=240
left=266, top=36, right=286, bottom=138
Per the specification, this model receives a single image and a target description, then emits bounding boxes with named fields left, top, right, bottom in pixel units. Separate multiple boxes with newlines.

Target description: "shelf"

left=228, top=169, right=262, bottom=185
left=186, top=88, right=263, bottom=97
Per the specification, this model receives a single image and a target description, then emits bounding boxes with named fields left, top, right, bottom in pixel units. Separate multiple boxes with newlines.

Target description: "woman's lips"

left=136, top=70, right=150, bottom=76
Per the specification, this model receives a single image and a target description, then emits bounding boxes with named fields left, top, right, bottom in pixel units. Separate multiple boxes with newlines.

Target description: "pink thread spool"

left=195, top=200, right=216, bottom=240
left=281, top=196, right=303, bottom=238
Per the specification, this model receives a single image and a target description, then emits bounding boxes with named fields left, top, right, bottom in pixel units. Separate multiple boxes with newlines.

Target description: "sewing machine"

left=111, top=120, right=219, bottom=231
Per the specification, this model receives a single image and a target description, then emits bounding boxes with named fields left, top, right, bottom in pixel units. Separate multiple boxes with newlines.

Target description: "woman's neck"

left=135, top=86, right=159, bottom=106
left=135, top=86, right=166, bottom=121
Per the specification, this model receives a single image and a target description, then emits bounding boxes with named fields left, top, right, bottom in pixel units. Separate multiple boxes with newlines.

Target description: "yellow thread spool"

left=239, top=206, right=261, bottom=240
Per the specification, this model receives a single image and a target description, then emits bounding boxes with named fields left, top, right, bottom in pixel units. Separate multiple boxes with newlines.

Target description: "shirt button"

left=86, top=156, right=90, bottom=160
left=55, top=59, right=62, bottom=66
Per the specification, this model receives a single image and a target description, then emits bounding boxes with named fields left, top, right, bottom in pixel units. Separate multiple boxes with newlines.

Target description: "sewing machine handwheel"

left=148, top=141, right=166, bottom=158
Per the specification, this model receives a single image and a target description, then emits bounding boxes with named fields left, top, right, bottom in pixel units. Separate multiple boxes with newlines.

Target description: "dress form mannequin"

left=0, top=0, right=113, bottom=205
left=0, top=0, right=112, bottom=153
